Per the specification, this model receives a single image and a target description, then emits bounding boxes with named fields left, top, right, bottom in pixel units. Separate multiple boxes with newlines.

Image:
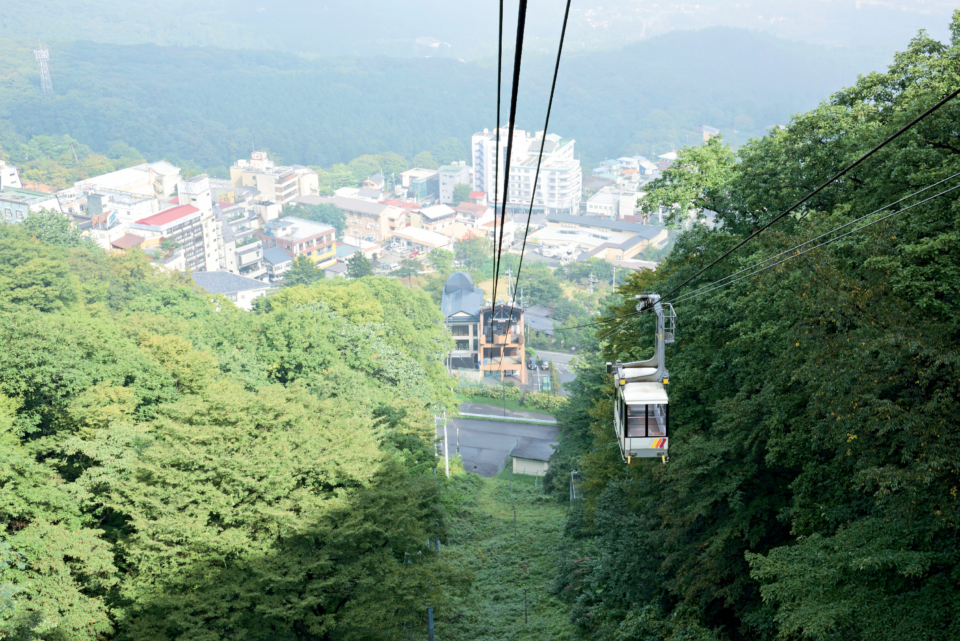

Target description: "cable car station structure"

left=608, top=294, right=675, bottom=463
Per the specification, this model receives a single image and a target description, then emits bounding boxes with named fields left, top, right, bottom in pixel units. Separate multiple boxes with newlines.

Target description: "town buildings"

left=229, top=151, right=319, bottom=205
left=296, top=195, right=406, bottom=244
left=438, top=162, right=472, bottom=204
left=0, top=161, right=22, bottom=189
left=410, top=204, right=457, bottom=233
left=257, top=217, right=337, bottom=267
left=530, top=213, right=669, bottom=262
left=399, top=168, right=440, bottom=204
left=75, top=161, right=181, bottom=199
left=190, top=272, right=270, bottom=311
left=441, top=272, right=485, bottom=371
left=471, top=127, right=581, bottom=216
left=1, top=187, right=62, bottom=223
left=391, top=227, right=455, bottom=254
left=131, top=205, right=207, bottom=271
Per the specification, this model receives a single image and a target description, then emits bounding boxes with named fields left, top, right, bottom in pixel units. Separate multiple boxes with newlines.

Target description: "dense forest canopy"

left=544, top=15, right=960, bottom=641
left=0, top=27, right=890, bottom=175
left=0, top=213, right=465, bottom=639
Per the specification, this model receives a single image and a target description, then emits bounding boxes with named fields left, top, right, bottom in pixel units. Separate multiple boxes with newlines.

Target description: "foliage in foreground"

left=547, top=17, right=960, bottom=641
left=0, top=219, right=459, bottom=640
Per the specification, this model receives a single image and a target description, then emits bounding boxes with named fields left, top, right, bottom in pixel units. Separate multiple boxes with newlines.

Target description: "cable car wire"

left=554, top=169, right=960, bottom=335
left=496, top=0, right=573, bottom=376
left=490, top=0, right=505, bottom=316
left=667, top=180, right=960, bottom=307
left=491, top=0, right=530, bottom=310
left=657, top=86, right=960, bottom=303
left=672, top=169, right=960, bottom=303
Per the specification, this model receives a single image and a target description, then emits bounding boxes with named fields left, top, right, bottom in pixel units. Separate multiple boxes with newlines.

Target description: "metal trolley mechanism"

left=607, top=294, right=676, bottom=464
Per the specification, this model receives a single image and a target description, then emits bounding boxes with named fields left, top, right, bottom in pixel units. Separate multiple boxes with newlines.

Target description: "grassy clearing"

left=435, top=463, right=574, bottom=641
left=455, top=392, right=534, bottom=415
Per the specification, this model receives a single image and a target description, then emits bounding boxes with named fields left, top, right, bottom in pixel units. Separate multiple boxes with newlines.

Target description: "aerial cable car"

left=607, top=294, right=676, bottom=464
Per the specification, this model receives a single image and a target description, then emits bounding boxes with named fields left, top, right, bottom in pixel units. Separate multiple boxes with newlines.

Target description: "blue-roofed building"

left=441, top=272, right=485, bottom=370
left=262, top=247, right=294, bottom=282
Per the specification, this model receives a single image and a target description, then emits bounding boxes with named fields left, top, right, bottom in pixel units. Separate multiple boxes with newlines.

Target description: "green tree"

left=282, top=254, right=324, bottom=287
left=427, top=248, right=454, bottom=274
left=432, top=137, right=467, bottom=165
left=413, top=151, right=439, bottom=169
left=346, top=252, right=373, bottom=279
left=452, top=183, right=472, bottom=206
left=293, top=202, right=347, bottom=239
left=0, top=228, right=80, bottom=313
left=548, top=359, right=560, bottom=396
left=455, top=236, right=491, bottom=270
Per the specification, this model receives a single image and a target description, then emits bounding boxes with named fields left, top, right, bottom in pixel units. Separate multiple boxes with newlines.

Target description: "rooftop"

left=192, top=271, right=270, bottom=295
left=400, top=167, right=440, bottom=180
left=263, top=216, right=335, bottom=241
left=392, top=226, right=452, bottom=248
left=110, top=233, right=145, bottom=250
left=262, top=247, right=293, bottom=265
left=294, top=195, right=391, bottom=216
left=134, top=204, right=200, bottom=227
left=441, top=272, right=484, bottom=319
left=418, top=204, right=456, bottom=220
left=546, top=213, right=664, bottom=240
left=511, top=437, right=557, bottom=462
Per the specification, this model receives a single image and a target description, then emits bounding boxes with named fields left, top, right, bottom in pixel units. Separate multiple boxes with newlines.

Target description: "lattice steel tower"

left=34, top=45, right=53, bottom=94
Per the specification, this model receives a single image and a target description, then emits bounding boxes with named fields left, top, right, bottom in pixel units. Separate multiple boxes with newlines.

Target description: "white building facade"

left=471, top=127, right=581, bottom=216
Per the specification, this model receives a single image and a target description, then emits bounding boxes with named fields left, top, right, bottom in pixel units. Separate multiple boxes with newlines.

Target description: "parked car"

left=527, top=356, right=537, bottom=370
left=539, top=359, right=550, bottom=371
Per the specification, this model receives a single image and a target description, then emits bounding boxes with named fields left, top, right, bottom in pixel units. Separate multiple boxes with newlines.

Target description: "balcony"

left=479, top=356, right=523, bottom=368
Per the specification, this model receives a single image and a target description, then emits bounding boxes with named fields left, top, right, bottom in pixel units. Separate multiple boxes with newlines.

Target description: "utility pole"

left=428, top=606, right=434, bottom=641
left=612, top=265, right=616, bottom=288
left=443, top=411, right=449, bottom=478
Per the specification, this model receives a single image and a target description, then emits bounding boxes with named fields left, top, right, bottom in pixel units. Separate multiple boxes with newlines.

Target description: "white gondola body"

left=613, top=368, right=668, bottom=459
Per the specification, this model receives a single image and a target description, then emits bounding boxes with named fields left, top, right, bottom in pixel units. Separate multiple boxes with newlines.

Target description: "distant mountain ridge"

left=0, top=27, right=895, bottom=173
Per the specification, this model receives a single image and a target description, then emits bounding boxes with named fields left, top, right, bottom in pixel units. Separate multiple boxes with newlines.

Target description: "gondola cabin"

left=613, top=375, right=668, bottom=461
left=607, top=293, right=675, bottom=463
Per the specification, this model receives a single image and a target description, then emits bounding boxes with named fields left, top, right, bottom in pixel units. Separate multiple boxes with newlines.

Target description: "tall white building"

left=471, top=127, right=581, bottom=216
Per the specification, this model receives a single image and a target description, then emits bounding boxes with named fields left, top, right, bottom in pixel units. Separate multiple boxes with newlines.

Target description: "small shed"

left=511, top=438, right=557, bottom=476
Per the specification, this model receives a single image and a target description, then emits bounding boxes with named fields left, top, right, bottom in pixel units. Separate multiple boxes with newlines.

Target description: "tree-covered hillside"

left=544, top=16, right=960, bottom=641
left=0, top=213, right=470, bottom=639
left=0, top=28, right=887, bottom=173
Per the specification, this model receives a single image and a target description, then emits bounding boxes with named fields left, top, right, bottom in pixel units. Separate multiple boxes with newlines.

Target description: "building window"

left=451, top=325, right=470, bottom=336
left=455, top=340, right=470, bottom=350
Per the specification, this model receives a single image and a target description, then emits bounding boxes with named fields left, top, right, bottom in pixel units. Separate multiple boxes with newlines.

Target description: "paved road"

left=459, top=402, right=555, bottom=423
left=438, top=417, right=560, bottom=478
left=525, top=350, right=578, bottom=394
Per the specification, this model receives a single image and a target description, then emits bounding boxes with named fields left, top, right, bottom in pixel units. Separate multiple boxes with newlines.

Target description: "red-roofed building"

left=469, top=191, right=487, bottom=205
left=132, top=204, right=206, bottom=271
left=169, top=196, right=180, bottom=204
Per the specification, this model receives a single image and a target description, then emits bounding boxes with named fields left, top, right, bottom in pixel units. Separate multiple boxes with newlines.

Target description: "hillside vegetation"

left=0, top=28, right=887, bottom=174
left=544, top=17, right=960, bottom=641
left=0, top=214, right=470, bottom=640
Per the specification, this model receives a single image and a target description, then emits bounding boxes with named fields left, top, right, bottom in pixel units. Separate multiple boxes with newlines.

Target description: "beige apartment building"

left=295, top=195, right=406, bottom=243
left=229, top=151, right=319, bottom=206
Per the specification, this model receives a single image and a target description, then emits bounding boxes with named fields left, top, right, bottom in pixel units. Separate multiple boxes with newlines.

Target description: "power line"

left=555, top=169, right=960, bottom=336
left=490, top=0, right=505, bottom=318
left=497, top=0, right=573, bottom=377
left=668, top=181, right=960, bottom=307
left=673, top=169, right=960, bottom=303
left=659, top=86, right=960, bottom=303
left=491, top=0, right=529, bottom=310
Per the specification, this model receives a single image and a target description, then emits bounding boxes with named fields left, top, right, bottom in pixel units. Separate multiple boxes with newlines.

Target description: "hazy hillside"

left=0, top=28, right=891, bottom=173
left=3, top=0, right=953, bottom=60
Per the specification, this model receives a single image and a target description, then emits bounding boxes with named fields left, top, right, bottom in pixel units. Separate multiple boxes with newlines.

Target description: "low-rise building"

left=390, top=227, right=455, bottom=254
left=229, top=152, right=318, bottom=205
left=400, top=168, right=440, bottom=203
left=324, top=262, right=348, bottom=279
left=455, top=202, right=494, bottom=227
left=586, top=191, right=619, bottom=218
left=75, top=161, right=181, bottom=199
left=263, top=247, right=294, bottom=281
left=0, top=187, right=63, bottom=222
left=190, top=271, right=271, bottom=311
left=258, top=217, right=337, bottom=267
left=411, top=204, right=457, bottom=232
left=511, top=438, right=557, bottom=476
left=532, top=213, right=669, bottom=261
left=440, top=272, right=485, bottom=371
left=439, top=162, right=472, bottom=204
left=235, top=240, right=266, bottom=280
left=0, top=161, right=22, bottom=189
left=295, top=195, right=406, bottom=243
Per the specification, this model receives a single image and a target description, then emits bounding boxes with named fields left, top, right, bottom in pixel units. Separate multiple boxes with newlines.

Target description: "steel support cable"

left=673, top=169, right=960, bottom=302
left=667, top=182, right=960, bottom=307
left=556, top=170, right=960, bottom=335
left=491, top=0, right=529, bottom=310
left=658, top=86, right=960, bottom=303
left=497, top=0, right=573, bottom=377
left=490, top=0, right=505, bottom=313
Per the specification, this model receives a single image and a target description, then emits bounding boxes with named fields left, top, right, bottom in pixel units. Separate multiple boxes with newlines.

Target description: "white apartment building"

left=230, top=151, right=319, bottom=206
left=471, top=127, right=581, bottom=216
left=75, top=161, right=181, bottom=199
left=0, top=161, right=22, bottom=189
left=439, top=162, right=472, bottom=204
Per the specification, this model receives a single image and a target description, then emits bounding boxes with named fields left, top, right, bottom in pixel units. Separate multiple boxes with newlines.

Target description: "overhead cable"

left=490, top=0, right=505, bottom=320
left=497, top=0, right=573, bottom=376
left=491, top=0, right=529, bottom=309
left=658, top=86, right=960, bottom=303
